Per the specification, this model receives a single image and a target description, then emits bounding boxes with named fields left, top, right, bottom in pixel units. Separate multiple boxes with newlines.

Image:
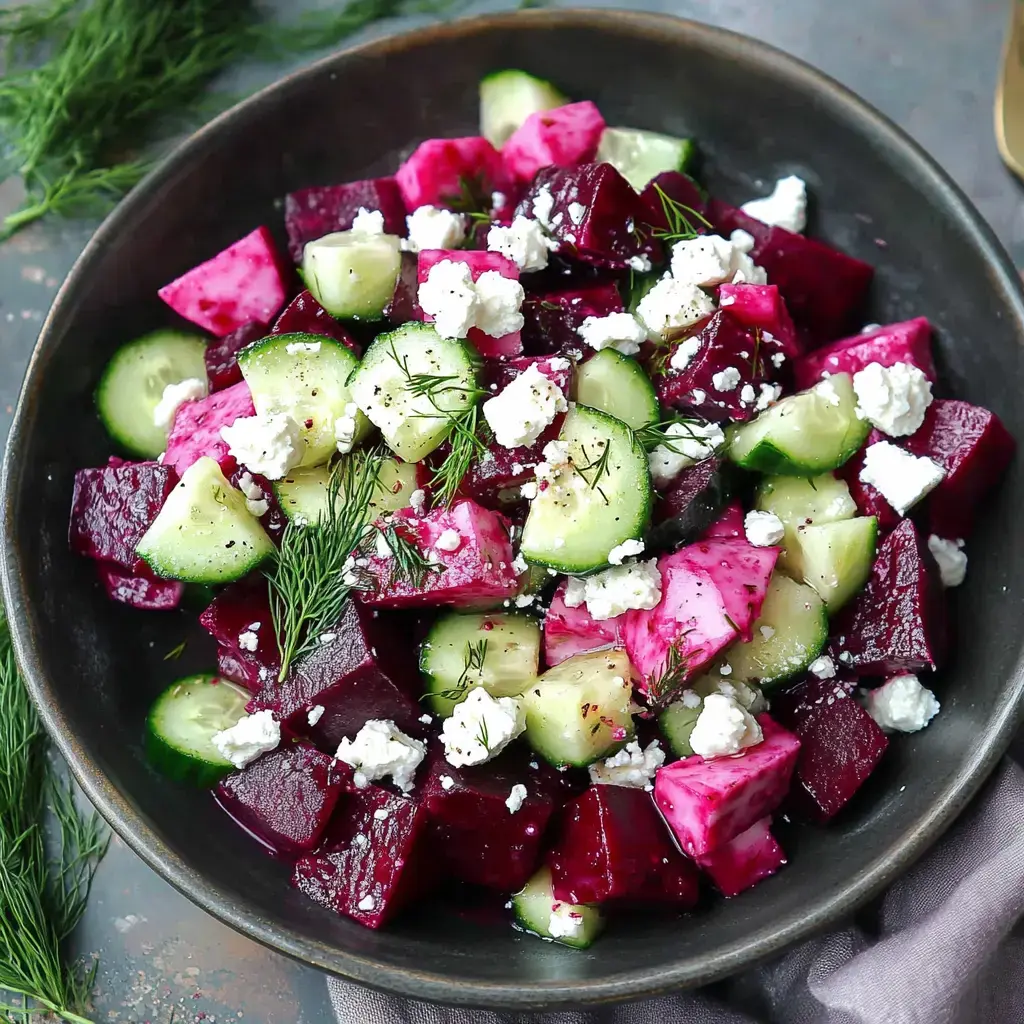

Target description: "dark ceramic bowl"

left=4, top=8, right=1024, bottom=1010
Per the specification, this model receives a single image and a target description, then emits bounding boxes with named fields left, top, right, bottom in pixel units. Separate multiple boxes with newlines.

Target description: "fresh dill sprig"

left=372, top=522, right=438, bottom=592
left=574, top=438, right=613, bottom=505
left=645, top=638, right=695, bottom=708
left=475, top=716, right=491, bottom=752
left=633, top=418, right=706, bottom=454
left=457, top=639, right=489, bottom=690
left=0, top=614, right=109, bottom=1024
left=441, top=173, right=491, bottom=217
left=650, top=183, right=712, bottom=246
left=162, top=640, right=187, bottom=662
left=267, top=448, right=385, bottom=682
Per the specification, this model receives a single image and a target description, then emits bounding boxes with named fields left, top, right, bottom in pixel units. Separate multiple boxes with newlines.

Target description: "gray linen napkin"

left=329, top=760, right=1024, bottom=1024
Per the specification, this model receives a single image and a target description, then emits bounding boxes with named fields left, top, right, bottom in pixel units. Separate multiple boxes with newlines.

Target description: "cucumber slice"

left=575, top=350, right=660, bottom=429
left=479, top=69, right=569, bottom=147
left=96, top=330, right=208, bottom=458
left=274, top=456, right=419, bottom=523
left=137, top=457, right=274, bottom=584
left=349, top=323, right=480, bottom=463
left=522, top=649, right=634, bottom=768
left=595, top=127, right=695, bottom=191
left=659, top=699, right=702, bottom=758
left=790, top=517, right=878, bottom=613
left=239, top=332, right=369, bottom=468
left=146, top=675, right=250, bottom=786
left=520, top=405, right=652, bottom=573
left=302, top=230, right=402, bottom=320
left=419, top=611, right=541, bottom=718
left=728, top=374, right=869, bottom=475
left=659, top=675, right=765, bottom=756
left=512, top=866, right=604, bottom=949
left=720, top=573, right=828, bottom=688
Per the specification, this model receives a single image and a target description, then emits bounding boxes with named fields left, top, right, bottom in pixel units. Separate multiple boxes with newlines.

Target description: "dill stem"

left=0, top=990, right=96, bottom=1024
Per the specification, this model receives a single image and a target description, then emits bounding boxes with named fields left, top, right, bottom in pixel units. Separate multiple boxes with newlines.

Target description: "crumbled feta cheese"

left=608, top=538, right=645, bottom=565
left=756, top=382, right=782, bottom=411
left=335, top=720, right=426, bottom=794
left=319, top=632, right=337, bottom=644
left=928, top=535, right=967, bottom=588
left=731, top=251, right=768, bottom=285
left=434, top=528, right=462, bottom=553
left=548, top=903, right=584, bottom=939
left=402, top=205, right=466, bottom=252
left=636, top=277, right=715, bottom=336
left=486, top=215, right=555, bottom=271
left=681, top=689, right=702, bottom=709
left=588, top=740, right=665, bottom=788
left=491, top=191, right=507, bottom=213
left=562, top=576, right=587, bottom=609
left=543, top=439, right=569, bottom=464
left=808, top=655, right=836, bottom=679
left=576, top=312, right=648, bottom=356
left=670, top=234, right=746, bottom=288
left=440, top=687, right=526, bottom=768
left=567, top=201, right=586, bottom=226
left=771, top=352, right=787, bottom=368
left=419, top=713, right=433, bottom=725
left=474, top=270, right=526, bottom=338
left=760, top=625, right=776, bottom=640
left=351, top=207, right=386, bottom=235
left=505, top=783, right=528, bottom=814
left=409, top=488, right=427, bottom=514
left=740, top=383, right=756, bottom=405
left=237, top=629, right=259, bottom=652
left=520, top=481, right=538, bottom=500
left=571, top=559, right=663, bottom=621
left=438, top=774, right=456, bottom=792
left=647, top=420, right=725, bottom=485
left=859, top=441, right=945, bottom=515
left=627, top=254, right=653, bottom=273
left=221, top=412, right=302, bottom=480
left=512, top=553, right=529, bottom=575
left=514, top=593, right=536, bottom=608
left=211, top=710, right=281, bottom=769
left=853, top=361, right=933, bottom=437
left=357, top=894, right=376, bottom=911
left=712, top=366, right=741, bottom=392
left=669, top=336, right=702, bottom=372
left=333, top=402, right=360, bottom=454
left=153, top=378, right=207, bottom=431
left=237, top=471, right=270, bottom=518
left=307, top=704, right=325, bottom=726
left=688, top=693, right=763, bottom=759
left=483, top=363, right=568, bottom=448
left=532, top=187, right=556, bottom=229
left=374, top=529, right=393, bottom=559
left=744, top=510, right=785, bottom=547
left=741, top=175, right=808, bottom=233
left=285, top=340, right=322, bottom=355
left=865, top=674, right=940, bottom=732
left=373, top=808, right=390, bottom=820
left=730, top=229, right=756, bottom=254
left=418, top=259, right=479, bottom=339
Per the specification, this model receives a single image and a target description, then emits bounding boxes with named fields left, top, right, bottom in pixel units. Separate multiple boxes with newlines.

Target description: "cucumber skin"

left=659, top=701, right=701, bottom=758
left=574, top=350, right=660, bottom=430
left=798, top=516, right=879, bottom=613
left=511, top=866, right=604, bottom=949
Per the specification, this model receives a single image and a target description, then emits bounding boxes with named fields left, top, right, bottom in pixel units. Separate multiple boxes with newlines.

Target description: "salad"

left=68, top=69, right=1014, bottom=948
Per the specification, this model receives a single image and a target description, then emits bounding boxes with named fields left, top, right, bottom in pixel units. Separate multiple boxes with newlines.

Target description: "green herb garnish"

left=162, top=640, right=187, bottom=662
left=457, top=638, right=488, bottom=690
left=649, top=183, right=712, bottom=247
left=633, top=418, right=713, bottom=455
left=574, top=438, right=612, bottom=505
left=371, top=522, right=438, bottom=592
left=645, top=637, right=695, bottom=708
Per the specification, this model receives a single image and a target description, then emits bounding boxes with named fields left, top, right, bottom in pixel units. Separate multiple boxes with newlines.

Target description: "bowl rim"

left=5, top=6, right=1024, bottom=1009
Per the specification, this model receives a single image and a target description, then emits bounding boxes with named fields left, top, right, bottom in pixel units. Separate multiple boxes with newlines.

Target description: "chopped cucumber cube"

left=574, top=349, right=660, bottom=429
left=596, top=126, right=695, bottom=191
left=480, top=69, right=569, bottom=147
left=512, top=866, right=604, bottom=949
left=302, top=230, right=402, bottom=320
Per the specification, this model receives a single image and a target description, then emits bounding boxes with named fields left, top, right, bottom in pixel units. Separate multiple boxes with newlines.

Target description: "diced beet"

left=283, top=177, right=406, bottom=262
left=421, top=747, right=555, bottom=890
left=70, top=460, right=178, bottom=573
left=695, top=816, right=787, bottom=896
left=544, top=579, right=622, bottom=667
left=709, top=201, right=873, bottom=342
left=829, top=519, right=946, bottom=676
left=158, top=226, right=289, bottom=337
left=501, top=102, right=606, bottom=183
left=769, top=673, right=857, bottom=726
left=623, top=545, right=739, bottom=695
left=396, top=137, right=508, bottom=211
left=292, top=784, right=436, bottom=928
left=95, top=562, right=184, bottom=610
left=792, top=317, right=936, bottom=390
left=357, top=500, right=518, bottom=610
left=837, top=430, right=901, bottom=535
left=640, top=171, right=708, bottom=232
left=216, top=742, right=348, bottom=855
left=216, top=645, right=257, bottom=692
left=649, top=457, right=736, bottom=552
left=163, top=381, right=254, bottom=479
left=268, top=290, right=360, bottom=353
left=517, top=164, right=662, bottom=270
left=386, top=253, right=423, bottom=324
left=654, top=309, right=784, bottom=423
left=199, top=578, right=280, bottom=692
left=903, top=400, right=1016, bottom=539
left=548, top=785, right=699, bottom=906
left=654, top=715, right=801, bottom=856
left=717, top=283, right=802, bottom=361
left=205, top=321, right=265, bottom=392
left=521, top=282, right=623, bottom=355
left=702, top=502, right=745, bottom=540
left=226, top=466, right=287, bottom=540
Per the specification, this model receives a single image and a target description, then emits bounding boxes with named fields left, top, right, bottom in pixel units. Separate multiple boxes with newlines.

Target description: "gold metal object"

left=995, top=0, right=1024, bottom=179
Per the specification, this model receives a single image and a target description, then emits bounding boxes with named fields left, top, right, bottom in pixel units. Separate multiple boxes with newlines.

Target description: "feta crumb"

left=928, top=535, right=967, bottom=588
left=237, top=471, right=270, bottom=518
left=744, top=510, right=785, bottom=547
left=839, top=651, right=854, bottom=665
left=865, top=674, right=940, bottom=732
left=153, top=378, right=208, bottom=431
left=542, top=439, right=570, bottom=465
left=531, top=187, right=555, bottom=230
left=285, top=340, right=322, bottom=355
left=439, top=774, right=455, bottom=791
left=373, top=808, right=390, bottom=820
left=335, top=720, right=426, bottom=794
left=211, top=710, right=281, bottom=769
left=627, top=254, right=653, bottom=273
left=483, top=363, right=567, bottom=448
left=357, top=895, right=376, bottom=911
left=756, top=382, right=782, bottom=411
left=474, top=270, right=526, bottom=338
left=409, top=488, right=427, bottom=514
left=418, top=259, right=479, bottom=339
left=731, top=251, right=768, bottom=285
left=808, top=655, right=836, bottom=679
left=307, top=704, right=325, bottom=726
left=669, top=336, right=702, bottom=373
left=548, top=903, right=584, bottom=939
left=730, top=229, right=756, bottom=253
left=374, top=529, right=393, bottom=560
left=853, top=362, right=933, bottom=437
left=440, top=687, right=526, bottom=768
left=681, top=689, right=702, bottom=709
left=434, top=528, right=462, bottom=553
left=514, top=593, right=536, bottom=608
left=567, top=201, right=586, bottom=225
left=576, top=312, right=648, bottom=356
left=771, top=351, right=787, bottom=368
left=670, top=234, right=753, bottom=289
left=487, top=215, right=555, bottom=272
left=237, top=630, right=259, bottom=652
left=505, top=783, right=529, bottom=814
left=333, top=402, right=360, bottom=455
left=588, top=740, right=665, bottom=788
left=572, top=559, right=662, bottom=621
left=689, top=693, right=763, bottom=759
left=351, top=207, right=386, bottom=235
left=608, top=538, right=644, bottom=565
left=402, top=205, right=466, bottom=252
left=712, top=366, right=741, bottom=392
left=647, top=420, right=725, bottom=485
left=520, top=481, right=538, bottom=501
left=740, top=383, right=756, bottom=405
left=760, top=625, right=776, bottom=640
left=741, top=175, right=808, bottom=233
left=221, top=412, right=302, bottom=480
left=636, top=277, right=715, bottom=336
left=859, top=441, right=945, bottom=515
left=419, top=713, right=433, bottom=725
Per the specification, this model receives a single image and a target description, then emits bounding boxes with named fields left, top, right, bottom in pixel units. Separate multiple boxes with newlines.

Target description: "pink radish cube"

left=695, top=816, right=787, bottom=896
left=396, top=137, right=507, bottom=211
left=163, top=380, right=255, bottom=478
left=357, top=500, right=518, bottom=609
left=654, top=715, right=801, bottom=856
left=158, top=226, right=289, bottom=337
left=502, top=101, right=606, bottom=182
left=702, top=503, right=745, bottom=540
left=717, top=283, right=802, bottom=361
left=544, top=579, right=623, bottom=667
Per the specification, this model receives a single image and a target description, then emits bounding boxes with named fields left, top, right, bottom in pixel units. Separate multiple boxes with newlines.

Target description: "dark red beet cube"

left=217, top=742, right=349, bottom=855
left=717, top=283, right=802, bottom=361
left=837, top=430, right=901, bottom=535
left=904, top=400, right=1016, bottom=540
left=292, top=784, right=436, bottom=928
left=695, top=816, right=787, bottom=897
left=421, top=747, right=556, bottom=891
left=385, top=253, right=423, bottom=324
left=70, top=460, right=178, bottom=573
left=284, top=177, right=406, bottom=262
left=216, top=645, right=255, bottom=691
left=640, top=171, right=708, bottom=233
left=205, top=321, right=265, bottom=392
left=702, top=502, right=745, bottom=540
left=829, top=519, right=946, bottom=676
left=199, top=578, right=280, bottom=691
left=649, top=457, right=735, bottom=553
left=517, top=164, right=662, bottom=270
left=96, top=562, right=184, bottom=610
left=268, top=289, right=360, bottom=352
left=520, top=282, right=623, bottom=355
left=548, top=785, right=699, bottom=906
